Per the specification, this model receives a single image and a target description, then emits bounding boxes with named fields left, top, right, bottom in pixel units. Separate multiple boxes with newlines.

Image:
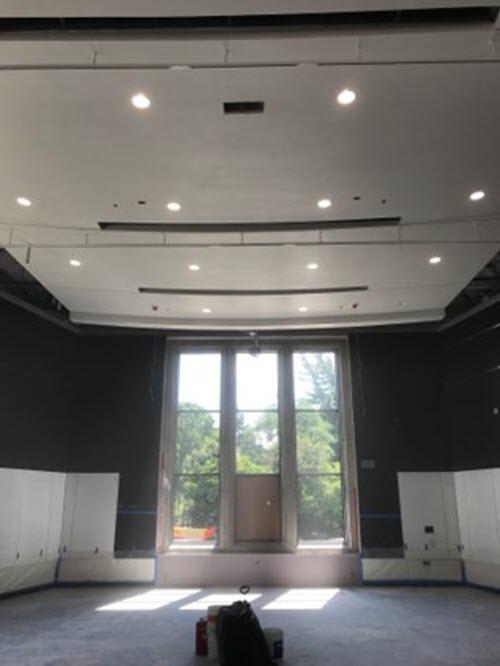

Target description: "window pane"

left=236, top=353, right=278, bottom=410
left=175, top=412, right=220, bottom=474
left=296, top=411, right=340, bottom=473
left=236, top=411, right=279, bottom=474
left=178, top=353, right=221, bottom=411
left=173, top=475, right=218, bottom=543
left=293, top=352, right=337, bottom=410
left=298, top=475, right=343, bottom=541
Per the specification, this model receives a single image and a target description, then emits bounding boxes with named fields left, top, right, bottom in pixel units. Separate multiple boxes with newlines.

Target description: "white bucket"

left=264, top=627, right=284, bottom=660
left=207, top=605, right=221, bottom=660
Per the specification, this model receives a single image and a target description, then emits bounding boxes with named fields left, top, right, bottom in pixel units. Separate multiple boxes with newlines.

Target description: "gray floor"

left=1, top=585, right=500, bottom=665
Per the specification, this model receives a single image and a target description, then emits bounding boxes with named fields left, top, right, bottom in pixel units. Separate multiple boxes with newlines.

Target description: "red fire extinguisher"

left=196, top=617, right=208, bottom=656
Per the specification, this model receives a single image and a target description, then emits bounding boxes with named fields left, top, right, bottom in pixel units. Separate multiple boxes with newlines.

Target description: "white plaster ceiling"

left=0, top=1, right=497, bottom=18
left=1, top=30, right=499, bottom=330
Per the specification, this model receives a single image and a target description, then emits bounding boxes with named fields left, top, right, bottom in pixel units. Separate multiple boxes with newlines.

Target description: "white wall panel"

left=398, top=472, right=457, bottom=559
left=0, top=468, right=21, bottom=567
left=454, top=471, right=472, bottom=558
left=64, top=473, right=119, bottom=557
left=17, top=470, right=51, bottom=564
left=60, top=473, right=78, bottom=554
left=441, top=472, right=461, bottom=558
left=46, top=473, right=66, bottom=559
left=464, top=470, right=500, bottom=565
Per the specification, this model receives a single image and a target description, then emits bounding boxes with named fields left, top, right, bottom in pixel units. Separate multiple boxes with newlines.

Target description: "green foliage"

left=173, top=353, right=343, bottom=540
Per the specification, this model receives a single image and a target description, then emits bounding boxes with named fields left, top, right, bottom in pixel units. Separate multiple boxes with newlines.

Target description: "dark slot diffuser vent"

left=0, top=9, right=497, bottom=34
left=139, top=286, right=368, bottom=296
left=99, top=217, right=400, bottom=233
left=224, top=101, right=265, bottom=115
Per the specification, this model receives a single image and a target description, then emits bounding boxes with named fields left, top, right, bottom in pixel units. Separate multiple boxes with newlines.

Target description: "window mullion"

left=219, top=347, right=236, bottom=550
left=279, top=346, right=298, bottom=551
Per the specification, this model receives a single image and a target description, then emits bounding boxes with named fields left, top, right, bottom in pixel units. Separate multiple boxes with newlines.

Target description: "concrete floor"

left=1, top=585, right=500, bottom=665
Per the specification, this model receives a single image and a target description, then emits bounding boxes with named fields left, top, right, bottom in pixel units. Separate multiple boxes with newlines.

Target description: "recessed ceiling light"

left=469, top=190, right=485, bottom=201
left=166, top=202, right=181, bottom=212
left=69, top=259, right=81, bottom=267
left=131, top=93, right=151, bottom=110
left=429, top=256, right=442, bottom=265
left=337, top=89, right=356, bottom=105
left=16, top=196, right=31, bottom=207
left=307, top=262, right=319, bottom=270
left=298, top=306, right=308, bottom=312
left=202, top=308, right=212, bottom=314
left=317, top=198, right=332, bottom=209
left=189, top=264, right=200, bottom=271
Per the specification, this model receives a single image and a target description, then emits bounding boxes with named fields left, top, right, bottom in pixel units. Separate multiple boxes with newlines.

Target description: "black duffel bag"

left=216, top=600, right=275, bottom=666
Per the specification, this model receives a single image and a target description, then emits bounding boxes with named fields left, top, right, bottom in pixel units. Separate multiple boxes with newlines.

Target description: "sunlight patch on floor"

left=180, top=592, right=261, bottom=611
left=96, top=589, right=201, bottom=611
left=262, top=588, right=339, bottom=610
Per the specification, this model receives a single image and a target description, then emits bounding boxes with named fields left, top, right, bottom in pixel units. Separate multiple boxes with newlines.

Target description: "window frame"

left=156, top=338, right=359, bottom=555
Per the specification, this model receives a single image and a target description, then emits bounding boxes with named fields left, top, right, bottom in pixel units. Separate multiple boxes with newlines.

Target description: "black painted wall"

left=67, top=334, right=165, bottom=555
left=442, top=302, right=500, bottom=471
left=0, top=300, right=165, bottom=555
left=0, top=300, right=74, bottom=471
left=350, top=331, right=451, bottom=554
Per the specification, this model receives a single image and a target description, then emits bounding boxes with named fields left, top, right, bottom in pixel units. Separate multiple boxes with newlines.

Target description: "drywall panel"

left=17, top=470, right=51, bottom=564
left=0, top=468, right=21, bottom=567
left=156, top=552, right=361, bottom=587
left=464, top=470, right=500, bottom=564
left=441, top=472, right=461, bottom=558
left=408, top=559, right=462, bottom=582
left=0, top=560, right=57, bottom=596
left=454, top=471, right=472, bottom=558
left=464, top=560, right=500, bottom=591
left=398, top=472, right=453, bottom=559
left=60, top=473, right=78, bottom=554
left=46, top=473, right=66, bottom=559
left=58, top=556, right=155, bottom=583
left=362, top=558, right=409, bottom=582
left=64, top=473, right=119, bottom=556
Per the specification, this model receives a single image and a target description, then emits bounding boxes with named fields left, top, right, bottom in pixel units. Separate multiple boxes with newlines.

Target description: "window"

left=163, top=342, right=355, bottom=552
left=293, top=352, right=343, bottom=543
left=173, top=353, right=221, bottom=545
left=236, top=353, right=279, bottom=474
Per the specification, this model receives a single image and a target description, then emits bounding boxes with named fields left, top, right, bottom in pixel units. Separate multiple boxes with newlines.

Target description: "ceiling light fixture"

left=317, top=198, right=332, bottom=209
left=166, top=202, right=181, bottom=212
left=202, top=308, right=212, bottom=314
left=298, top=306, right=308, bottom=312
left=16, top=196, right=31, bottom=207
left=189, top=264, right=200, bottom=271
left=69, top=259, right=81, bottom=267
left=337, top=89, right=356, bottom=105
left=131, top=93, right=151, bottom=109
left=307, top=262, right=319, bottom=270
left=429, top=256, right=442, bottom=265
left=469, top=190, right=485, bottom=201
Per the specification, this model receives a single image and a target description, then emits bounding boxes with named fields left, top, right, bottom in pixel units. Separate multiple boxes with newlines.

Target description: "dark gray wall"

left=0, top=300, right=165, bottom=555
left=350, top=332, right=451, bottom=553
left=442, top=302, right=500, bottom=471
left=0, top=300, right=74, bottom=471
left=68, top=334, right=165, bottom=554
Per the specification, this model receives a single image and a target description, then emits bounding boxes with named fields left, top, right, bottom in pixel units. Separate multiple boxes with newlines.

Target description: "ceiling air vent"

left=224, top=101, right=265, bottom=115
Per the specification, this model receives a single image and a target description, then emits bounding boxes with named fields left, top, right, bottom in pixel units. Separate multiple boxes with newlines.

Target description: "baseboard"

left=57, top=556, right=155, bottom=583
left=0, top=560, right=57, bottom=597
left=156, top=551, right=361, bottom=587
left=463, top=560, right=500, bottom=591
left=362, top=558, right=463, bottom=583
